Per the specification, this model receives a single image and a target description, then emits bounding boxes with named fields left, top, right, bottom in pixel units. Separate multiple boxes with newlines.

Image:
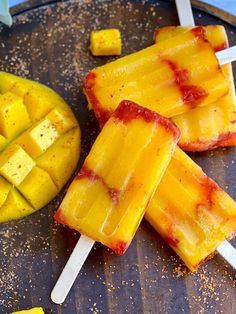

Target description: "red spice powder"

left=83, top=71, right=112, bottom=127
left=113, top=100, right=181, bottom=140
left=54, top=207, right=67, bottom=225
left=180, top=131, right=236, bottom=151
left=199, top=175, right=220, bottom=208
left=164, top=234, right=179, bottom=248
left=113, top=241, right=128, bottom=256
left=163, top=59, right=208, bottom=108
left=191, top=26, right=207, bottom=41
left=214, top=42, right=227, bottom=52
left=76, top=164, right=120, bottom=204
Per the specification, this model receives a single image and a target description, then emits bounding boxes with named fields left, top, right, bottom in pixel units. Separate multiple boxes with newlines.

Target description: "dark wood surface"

left=0, top=1, right=235, bottom=313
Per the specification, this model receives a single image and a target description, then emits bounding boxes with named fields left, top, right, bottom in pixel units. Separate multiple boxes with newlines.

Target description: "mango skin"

left=0, top=72, right=81, bottom=223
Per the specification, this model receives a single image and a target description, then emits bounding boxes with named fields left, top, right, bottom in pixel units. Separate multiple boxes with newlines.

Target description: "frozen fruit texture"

left=55, top=100, right=180, bottom=254
left=145, top=146, right=236, bottom=271
left=84, top=27, right=228, bottom=127
left=154, top=25, right=236, bottom=151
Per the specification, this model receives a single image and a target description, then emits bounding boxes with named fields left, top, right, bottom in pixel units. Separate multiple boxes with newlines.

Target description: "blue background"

left=8, top=0, right=236, bottom=16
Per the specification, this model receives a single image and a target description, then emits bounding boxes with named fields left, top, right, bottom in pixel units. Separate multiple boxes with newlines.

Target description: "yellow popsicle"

left=55, top=100, right=180, bottom=255
left=84, top=27, right=228, bottom=127
left=145, top=146, right=236, bottom=271
left=154, top=25, right=236, bottom=151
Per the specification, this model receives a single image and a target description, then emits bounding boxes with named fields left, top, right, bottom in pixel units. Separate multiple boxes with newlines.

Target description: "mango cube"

left=23, top=86, right=55, bottom=122
left=36, top=128, right=80, bottom=189
left=154, top=25, right=236, bottom=151
left=0, top=188, right=34, bottom=223
left=0, top=92, right=30, bottom=140
left=17, top=118, right=59, bottom=158
left=0, top=144, right=35, bottom=186
left=90, top=29, right=122, bottom=56
left=12, top=307, right=44, bottom=314
left=145, top=147, right=236, bottom=270
left=19, top=167, right=58, bottom=209
left=55, top=101, right=180, bottom=255
left=84, top=27, right=228, bottom=127
left=46, top=107, right=77, bottom=135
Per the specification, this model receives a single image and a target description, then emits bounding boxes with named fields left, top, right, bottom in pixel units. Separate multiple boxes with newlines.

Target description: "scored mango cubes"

left=0, top=72, right=81, bottom=223
left=154, top=25, right=236, bottom=151
left=55, top=100, right=180, bottom=255
left=145, top=147, right=236, bottom=271
left=84, top=27, right=228, bottom=127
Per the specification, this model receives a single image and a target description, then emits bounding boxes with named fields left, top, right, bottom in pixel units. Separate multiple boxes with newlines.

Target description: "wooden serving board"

left=0, top=1, right=235, bottom=313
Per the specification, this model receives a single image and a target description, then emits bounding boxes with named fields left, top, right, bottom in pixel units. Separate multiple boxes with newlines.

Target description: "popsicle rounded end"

left=51, top=288, right=66, bottom=305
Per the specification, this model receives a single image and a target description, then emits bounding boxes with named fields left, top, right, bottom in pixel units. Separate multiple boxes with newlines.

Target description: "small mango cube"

left=19, top=167, right=58, bottom=209
left=12, top=307, right=44, bottom=314
left=0, top=188, right=34, bottom=223
left=23, top=86, right=55, bottom=122
left=90, top=29, right=122, bottom=56
left=46, top=107, right=77, bottom=135
left=0, top=144, right=35, bottom=186
left=0, top=92, right=30, bottom=140
left=36, top=128, right=80, bottom=189
left=17, top=118, right=59, bottom=158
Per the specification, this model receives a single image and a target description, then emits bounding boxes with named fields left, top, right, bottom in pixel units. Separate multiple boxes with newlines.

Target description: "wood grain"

left=0, top=1, right=235, bottom=313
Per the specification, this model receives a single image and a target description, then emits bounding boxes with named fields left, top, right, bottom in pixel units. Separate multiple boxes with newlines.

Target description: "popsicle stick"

left=175, top=0, right=195, bottom=26
left=51, top=235, right=95, bottom=304
left=217, top=240, right=236, bottom=269
left=216, top=46, right=236, bottom=66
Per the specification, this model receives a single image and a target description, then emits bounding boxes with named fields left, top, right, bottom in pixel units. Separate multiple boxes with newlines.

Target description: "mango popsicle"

left=145, top=146, right=236, bottom=271
left=84, top=27, right=228, bottom=127
left=55, top=100, right=180, bottom=255
left=154, top=25, right=236, bottom=151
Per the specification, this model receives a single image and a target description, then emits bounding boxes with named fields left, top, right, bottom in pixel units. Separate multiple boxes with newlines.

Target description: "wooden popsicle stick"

left=175, top=0, right=236, bottom=271
left=175, top=0, right=195, bottom=26
left=51, top=235, right=95, bottom=304
left=216, top=46, right=236, bottom=65
left=217, top=240, right=236, bottom=269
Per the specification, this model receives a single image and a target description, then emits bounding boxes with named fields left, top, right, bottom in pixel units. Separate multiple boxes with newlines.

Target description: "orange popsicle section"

left=55, top=100, right=180, bottom=255
left=145, top=146, right=236, bottom=271
left=84, top=27, right=228, bottom=127
left=154, top=25, right=236, bottom=151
